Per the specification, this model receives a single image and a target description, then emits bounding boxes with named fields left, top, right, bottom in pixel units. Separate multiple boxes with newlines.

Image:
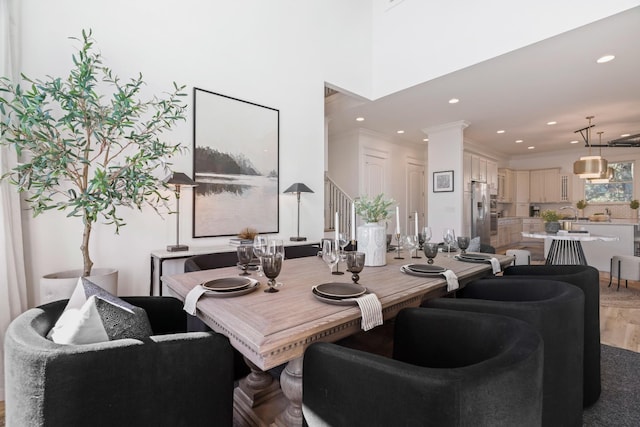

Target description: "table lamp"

left=284, top=182, right=314, bottom=241
left=166, top=172, right=198, bottom=252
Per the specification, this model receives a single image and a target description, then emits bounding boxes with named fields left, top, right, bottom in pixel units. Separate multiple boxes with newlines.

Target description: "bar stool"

left=609, top=255, right=640, bottom=290
left=506, top=249, right=531, bottom=265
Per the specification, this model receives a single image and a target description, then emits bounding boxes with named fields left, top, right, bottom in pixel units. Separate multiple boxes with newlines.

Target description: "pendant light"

left=587, top=132, right=614, bottom=183
left=573, top=116, right=608, bottom=179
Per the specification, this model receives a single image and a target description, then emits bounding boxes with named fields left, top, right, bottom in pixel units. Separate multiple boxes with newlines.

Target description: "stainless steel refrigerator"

left=470, top=181, right=491, bottom=245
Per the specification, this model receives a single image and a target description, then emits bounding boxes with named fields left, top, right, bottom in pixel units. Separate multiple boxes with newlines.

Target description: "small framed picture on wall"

left=433, top=170, right=454, bottom=192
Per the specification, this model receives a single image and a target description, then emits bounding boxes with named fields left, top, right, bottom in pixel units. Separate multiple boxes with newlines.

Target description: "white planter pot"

left=357, top=223, right=387, bottom=266
left=40, top=268, right=118, bottom=304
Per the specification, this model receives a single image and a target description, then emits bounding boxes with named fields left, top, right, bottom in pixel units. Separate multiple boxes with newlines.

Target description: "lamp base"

left=167, top=244, right=189, bottom=252
left=290, top=237, right=307, bottom=242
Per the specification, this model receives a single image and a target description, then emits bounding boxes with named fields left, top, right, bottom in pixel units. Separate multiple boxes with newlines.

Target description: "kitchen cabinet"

left=487, top=160, right=498, bottom=195
left=522, top=218, right=544, bottom=242
left=529, top=168, right=561, bottom=203
left=463, top=153, right=472, bottom=192
left=514, top=170, right=530, bottom=216
left=497, top=218, right=523, bottom=247
left=470, top=154, right=487, bottom=182
left=560, top=173, right=572, bottom=203
left=497, top=168, right=514, bottom=202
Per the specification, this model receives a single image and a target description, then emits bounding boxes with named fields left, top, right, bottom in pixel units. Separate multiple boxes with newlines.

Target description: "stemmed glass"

left=394, top=234, right=404, bottom=259
left=322, top=239, right=339, bottom=276
left=404, top=235, right=420, bottom=259
left=422, top=227, right=432, bottom=247
left=261, top=253, right=283, bottom=293
left=334, top=233, right=349, bottom=275
left=457, top=236, right=470, bottom=254
left=423, top=242, right=439, bottom=264
left=443, top=228, right=456, bottom=257
left=236, top=245, right=253, bottom=276
left=253, top=235, right=268, bottom=276
left=346, top=252, right=365, bottom=284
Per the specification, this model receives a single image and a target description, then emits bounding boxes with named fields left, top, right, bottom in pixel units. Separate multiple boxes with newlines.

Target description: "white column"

left=422, top=120, right=469, bottom=243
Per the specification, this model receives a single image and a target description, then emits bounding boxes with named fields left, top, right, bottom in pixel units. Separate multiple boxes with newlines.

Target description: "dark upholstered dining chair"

left=303, top=307, right=544, bottom=427
left=423, top=278, right=585, bottom=426
left=4, top=297, right=235, bottom=427
left=502, top=264, right=601, bottom=407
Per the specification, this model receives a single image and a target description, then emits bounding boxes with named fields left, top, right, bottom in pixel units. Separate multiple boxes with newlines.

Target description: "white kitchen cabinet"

left=515, top=171, right=529, bottom=203
left=529, top=168, right=561, bottom=203
left=470, top=154, right=487, bottom=182
left=497, top=168, right=514, bottom=203
left=522, top=218, right=543, bottom=242
left=487, top=160, right=498, bottom=195
left=560, top=173, right=573, bottom=203
left=463, top=152, right=472, bottom=192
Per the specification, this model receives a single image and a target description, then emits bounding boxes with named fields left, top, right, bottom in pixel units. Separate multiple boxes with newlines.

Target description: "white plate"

left=314, top=282, right=367, bottom=299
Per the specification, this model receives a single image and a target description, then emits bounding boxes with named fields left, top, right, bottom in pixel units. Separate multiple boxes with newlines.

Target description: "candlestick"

left=395, top=206, right=400, bottom=234
left=351, top=203, right=356, bottom=240
left=335, top=211, right=339, bottom=241
left=414, top=211, right=419, bottom=237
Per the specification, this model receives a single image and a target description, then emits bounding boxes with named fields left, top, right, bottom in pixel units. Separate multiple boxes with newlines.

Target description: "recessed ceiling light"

left=547, top=121, right=557, bottom=126
left=527, top=146, right=535, bottom=150
left=397, top=130, right=405, bottom=134
left=515, top=139, right=523, bottom=143
left=597, top=55, right=615, bottom=64
left=621, top=133, right=630, bottom=137
left=448, top=98, right=459, bottom=104
left=570, top=140, right=579, bottom=144
left=496, top=130, right=505, bottom=134
left=423, top=138, right=429, bottom=142
left=356, top=117, right=365, bottom=122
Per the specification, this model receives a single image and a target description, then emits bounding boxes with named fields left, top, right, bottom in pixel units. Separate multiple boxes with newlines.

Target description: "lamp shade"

left=573, top=156, right=608, bottom=179
left=284, top=183, right=314, bottom=194
left=167, top=172, right=198, bottom=187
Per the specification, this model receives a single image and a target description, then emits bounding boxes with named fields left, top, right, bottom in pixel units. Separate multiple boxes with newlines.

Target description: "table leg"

left=234, top=358, right=285, bottom=426
left=274, top=357, right=304, bottom=427
left=546, top=239, right=587, bottom=265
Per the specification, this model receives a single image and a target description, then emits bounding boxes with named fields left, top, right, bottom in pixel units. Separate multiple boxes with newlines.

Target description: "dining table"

left=162, top=249, right=514, bottom=427
left=521, top=231, right=619, bottom=265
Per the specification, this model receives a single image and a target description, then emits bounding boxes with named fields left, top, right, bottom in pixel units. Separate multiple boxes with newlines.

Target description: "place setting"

left=400, top=241, right=459, bottom=291
left=453, top=236, right=502, bottom=274
left=183, top=276, right=261, bottom=315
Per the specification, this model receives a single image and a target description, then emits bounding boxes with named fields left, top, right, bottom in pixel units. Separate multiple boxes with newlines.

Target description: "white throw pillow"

left=49, top=278, right=152, bottom=345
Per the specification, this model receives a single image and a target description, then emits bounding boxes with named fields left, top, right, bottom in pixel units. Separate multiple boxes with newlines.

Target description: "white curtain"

left=0, top=0, right=27, bottom=402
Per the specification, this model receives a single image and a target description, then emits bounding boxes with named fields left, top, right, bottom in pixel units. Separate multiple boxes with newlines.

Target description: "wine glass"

left=346, top=252, right=365, bottom=284
left=337, top=233, right=349, bottom=274
left=423, top=242, right=439, bottom=264
left=443, top=228, right=456, bottom=257
left=394, top=234, right=404, bottom=259
left=457, top=236, right=471, bottom=254
left=422, top=227, right=432, bottom=245
left=236, top=245, right=253, bottom=276
left=404, top=235, right=420, bottom=259
left=322, top=239, right=339, bottom=275
left=261, top=253, right=283, bottom=293
left=253, top=235, right=268, bottom=276
left=269, top=239, right=285, bottom=258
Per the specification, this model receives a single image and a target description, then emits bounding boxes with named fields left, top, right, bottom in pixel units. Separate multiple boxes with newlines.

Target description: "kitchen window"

left=584, top=161, right=634, bottom=203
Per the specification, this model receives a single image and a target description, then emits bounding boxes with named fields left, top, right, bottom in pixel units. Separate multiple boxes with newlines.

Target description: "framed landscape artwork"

left=433, top=170, right=454, bottom=193
left=192, top=88, right=279, bottom=237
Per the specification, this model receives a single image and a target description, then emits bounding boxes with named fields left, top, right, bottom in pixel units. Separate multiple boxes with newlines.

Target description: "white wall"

left=16, top=0, right=372, bottom=302
left=370, top=0, right=640, bottom=99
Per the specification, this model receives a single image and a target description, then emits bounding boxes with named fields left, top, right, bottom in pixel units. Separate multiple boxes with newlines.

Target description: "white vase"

left=40, top=267, right=118, bottom=304
left=357, top=222, right=387, bottom=266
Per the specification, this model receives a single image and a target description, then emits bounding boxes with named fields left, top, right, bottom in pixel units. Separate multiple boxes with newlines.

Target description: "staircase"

left=324, top=174, right=354, bottom=235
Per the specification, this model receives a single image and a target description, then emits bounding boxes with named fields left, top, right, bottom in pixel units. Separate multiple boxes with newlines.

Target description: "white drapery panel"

left=0, top=0, right=27, bottom=401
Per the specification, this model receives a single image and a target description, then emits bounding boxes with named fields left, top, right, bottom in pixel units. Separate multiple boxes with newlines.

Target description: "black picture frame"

left=433, top=170, right=454, bottom=192
left=192, top=88, right=279, bottom=238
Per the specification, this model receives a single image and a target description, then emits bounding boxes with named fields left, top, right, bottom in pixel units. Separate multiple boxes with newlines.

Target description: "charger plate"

left=203, top=277, right=253, bottom=292
left=314, top=282, right=367, bottom=299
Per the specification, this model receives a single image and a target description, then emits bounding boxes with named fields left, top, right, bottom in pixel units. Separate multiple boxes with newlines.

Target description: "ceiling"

left=325, top=7, right=640, bottom=158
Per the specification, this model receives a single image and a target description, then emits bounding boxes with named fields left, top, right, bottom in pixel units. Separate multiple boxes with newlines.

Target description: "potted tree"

left=630, top=200, right=639, bottom=219
left=576, top=200, right=587, bottom=218
left=0, top=30, right=186, bottom=298
left=354, top=193, right=395, bottom=266
left=541, top=210, right=561, bottom=234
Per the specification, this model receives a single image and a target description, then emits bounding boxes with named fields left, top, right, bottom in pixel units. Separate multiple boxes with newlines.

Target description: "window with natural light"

left=584, top=161, right=634, bottom=203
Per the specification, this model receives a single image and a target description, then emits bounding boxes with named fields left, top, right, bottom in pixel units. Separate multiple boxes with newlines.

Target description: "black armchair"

left=423, top=278, right=585, bottom=426
left=502, top=264, right=601, bottom=406
left=4, top=297, right=234, bottom=427
left=303, top=307, right=544, bottom=426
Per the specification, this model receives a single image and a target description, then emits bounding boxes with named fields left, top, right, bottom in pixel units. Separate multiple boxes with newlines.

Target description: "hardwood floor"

left=0, top=268, right=637, bottom=424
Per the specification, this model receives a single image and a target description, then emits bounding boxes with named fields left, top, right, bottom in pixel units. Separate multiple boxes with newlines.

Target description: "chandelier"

left=573, top=116, right=608, bottom=179
left=586, top=132, right=614, bottom=183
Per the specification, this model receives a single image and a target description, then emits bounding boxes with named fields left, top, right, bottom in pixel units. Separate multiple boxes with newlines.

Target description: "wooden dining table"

left=162, top=250, right=513, bottom=426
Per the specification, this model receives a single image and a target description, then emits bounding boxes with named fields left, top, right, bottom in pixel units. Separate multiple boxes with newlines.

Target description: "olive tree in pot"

left=0, top=30, right=186, bottom=301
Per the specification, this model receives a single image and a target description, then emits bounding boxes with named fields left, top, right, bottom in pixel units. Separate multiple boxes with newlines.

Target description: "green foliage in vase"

left=576, top=199, right=587, bottom=210
left=540, top=209, right=560, bottom=223
left=354, top=193, right=395, bottom=223
left=630, top=199, right=639, bottom=210
left=0, top=29, right=187, bottom=276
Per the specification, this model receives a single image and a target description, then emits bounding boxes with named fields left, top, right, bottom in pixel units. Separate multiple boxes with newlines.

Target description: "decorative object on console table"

left=167, top=173, right=198, bottom=252
left=433, top=170, right=454, bottom=193
left=231, top=227, right=258, bottom=245
left=354, top=194, right=395, bottom=266
left=284, top=182, right=314, bottom=241
left=630, top=199, right=639, bottom=219
left=541, top=210, right=561, bottom=234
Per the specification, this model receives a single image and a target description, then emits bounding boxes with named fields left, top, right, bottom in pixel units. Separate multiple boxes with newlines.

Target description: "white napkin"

left=490, top=257, right=501, bottom=274
left=353, top=293, right=383, bottom=331
left=442, top=270, right=459, bottom=292
left=183, top=285, right=208, bottom=315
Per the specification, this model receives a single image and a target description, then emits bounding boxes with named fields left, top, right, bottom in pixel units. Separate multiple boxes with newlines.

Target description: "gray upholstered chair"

left=303, top=307, right=544, bottom=427
left=4, top=297, right=235, bottom=427
left=424, top=278, right=585, bottom=426
left=502, top=264, right=601, bottom=407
